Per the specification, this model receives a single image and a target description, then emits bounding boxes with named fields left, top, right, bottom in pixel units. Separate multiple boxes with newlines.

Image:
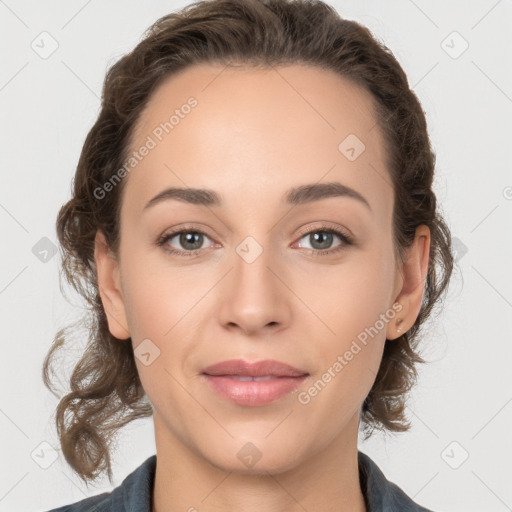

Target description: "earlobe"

left=386, top=225, right=431, bottom=341
left=94, top=230, right=131, bottom=340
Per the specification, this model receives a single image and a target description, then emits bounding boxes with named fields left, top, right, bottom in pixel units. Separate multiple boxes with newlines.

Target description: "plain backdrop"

left=1, top=1, right=511, bottom=511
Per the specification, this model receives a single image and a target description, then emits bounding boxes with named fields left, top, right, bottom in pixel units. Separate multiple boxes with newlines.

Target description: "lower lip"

left=201, top=374, right=308, bottom=406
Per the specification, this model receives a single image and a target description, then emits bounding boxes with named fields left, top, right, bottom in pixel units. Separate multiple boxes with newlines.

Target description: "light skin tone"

left=94, top=63, right=430, bottom=512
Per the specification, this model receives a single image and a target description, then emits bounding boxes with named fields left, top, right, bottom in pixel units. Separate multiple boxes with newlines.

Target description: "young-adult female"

left=43, top=0, right=453, bottom=510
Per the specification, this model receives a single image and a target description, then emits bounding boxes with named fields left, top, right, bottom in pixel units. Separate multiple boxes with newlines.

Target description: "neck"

left=151, top=412, right=367, bottom=512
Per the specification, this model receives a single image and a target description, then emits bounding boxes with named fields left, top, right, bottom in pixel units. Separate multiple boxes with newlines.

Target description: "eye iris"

left=180, top=232, right=203, bottom=250
left=310, top=232, right=333, bottom=250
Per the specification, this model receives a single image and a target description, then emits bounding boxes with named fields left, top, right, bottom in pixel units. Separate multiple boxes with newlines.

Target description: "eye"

left=294, top=225, right=353, bottom=256
left=156, top=228, right=216, bottom=257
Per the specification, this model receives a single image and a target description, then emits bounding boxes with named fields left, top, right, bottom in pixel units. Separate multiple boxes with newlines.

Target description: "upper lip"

left=201, top=359, right=308, bottom=377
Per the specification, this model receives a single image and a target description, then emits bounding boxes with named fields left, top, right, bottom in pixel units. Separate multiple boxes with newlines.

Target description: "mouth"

left=200, top=359, right=309, bottom=406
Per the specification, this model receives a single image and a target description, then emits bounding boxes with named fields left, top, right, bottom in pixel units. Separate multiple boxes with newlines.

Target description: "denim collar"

left=357, top=450, right=434, bottom=511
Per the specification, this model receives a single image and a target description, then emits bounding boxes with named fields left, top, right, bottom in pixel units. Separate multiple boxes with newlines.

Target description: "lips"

left=200, top=359, right=309, bottom=406
left=201, top=359, right=308, bottom=378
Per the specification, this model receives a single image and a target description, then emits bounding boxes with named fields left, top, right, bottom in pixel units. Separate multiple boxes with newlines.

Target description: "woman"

left=43, top=0, right=453, bottom=510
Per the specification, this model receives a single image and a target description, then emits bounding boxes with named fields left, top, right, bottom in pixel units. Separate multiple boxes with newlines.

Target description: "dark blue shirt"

left=45, top=450, right=434, bottom=511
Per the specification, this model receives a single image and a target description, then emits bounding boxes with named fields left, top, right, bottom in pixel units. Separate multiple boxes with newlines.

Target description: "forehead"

left=123, top=62, right=391, bottom=219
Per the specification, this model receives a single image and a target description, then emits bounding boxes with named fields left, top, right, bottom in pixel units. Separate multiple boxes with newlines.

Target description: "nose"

left=217, top=241, right=292, bottom=336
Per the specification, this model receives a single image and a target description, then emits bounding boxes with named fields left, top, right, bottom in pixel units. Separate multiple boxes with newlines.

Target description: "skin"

left=94, top=63, right=430, bottom=512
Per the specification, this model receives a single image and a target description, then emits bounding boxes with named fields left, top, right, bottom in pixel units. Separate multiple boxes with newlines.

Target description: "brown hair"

left=42, top=0, right=454, bottom=485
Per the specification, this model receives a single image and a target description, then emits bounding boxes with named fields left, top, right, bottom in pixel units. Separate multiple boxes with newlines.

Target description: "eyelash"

left=156, top=224, right=354, bottom=258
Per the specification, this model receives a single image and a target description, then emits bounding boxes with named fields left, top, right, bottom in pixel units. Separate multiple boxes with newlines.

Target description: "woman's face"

left=98, top=63, right=412, bottom=473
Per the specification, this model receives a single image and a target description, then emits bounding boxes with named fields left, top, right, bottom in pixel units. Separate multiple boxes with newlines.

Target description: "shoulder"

left=43, top=454, right=157, bottom=512
left=358, top=450, right=435, bottom=512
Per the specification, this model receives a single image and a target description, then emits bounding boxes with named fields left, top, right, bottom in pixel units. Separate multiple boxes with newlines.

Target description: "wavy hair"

left=42, top=0, right=454, bottom=485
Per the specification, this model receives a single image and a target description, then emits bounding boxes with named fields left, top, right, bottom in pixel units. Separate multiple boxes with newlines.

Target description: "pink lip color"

left=202, top=375, right=308, bottom=406
left=201, top=359, right=309, bottom=406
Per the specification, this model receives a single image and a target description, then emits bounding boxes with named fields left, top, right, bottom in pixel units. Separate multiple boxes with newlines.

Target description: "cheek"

left=310, top=249, right=396, bottom=334
left=119, top=248, right=209, bottom=385
left=304, top=247, right=395, bottom=390
left=119, top=244, right=191, bottom=338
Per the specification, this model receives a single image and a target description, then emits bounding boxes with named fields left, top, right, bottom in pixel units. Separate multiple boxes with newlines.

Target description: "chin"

left=200, top=435, right=306, bottom=476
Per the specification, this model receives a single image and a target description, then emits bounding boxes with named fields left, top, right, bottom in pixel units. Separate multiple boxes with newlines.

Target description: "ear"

left=94, top=230, right=131, bottom=340
left=386, top=224, right=431, bottom=340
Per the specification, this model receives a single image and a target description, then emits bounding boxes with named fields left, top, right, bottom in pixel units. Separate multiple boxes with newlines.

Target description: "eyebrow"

left=143, top=181, right=371, bottom=212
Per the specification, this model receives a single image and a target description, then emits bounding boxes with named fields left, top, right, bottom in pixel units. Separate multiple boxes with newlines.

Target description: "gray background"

left=1, top=1, right=511, bottom=511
